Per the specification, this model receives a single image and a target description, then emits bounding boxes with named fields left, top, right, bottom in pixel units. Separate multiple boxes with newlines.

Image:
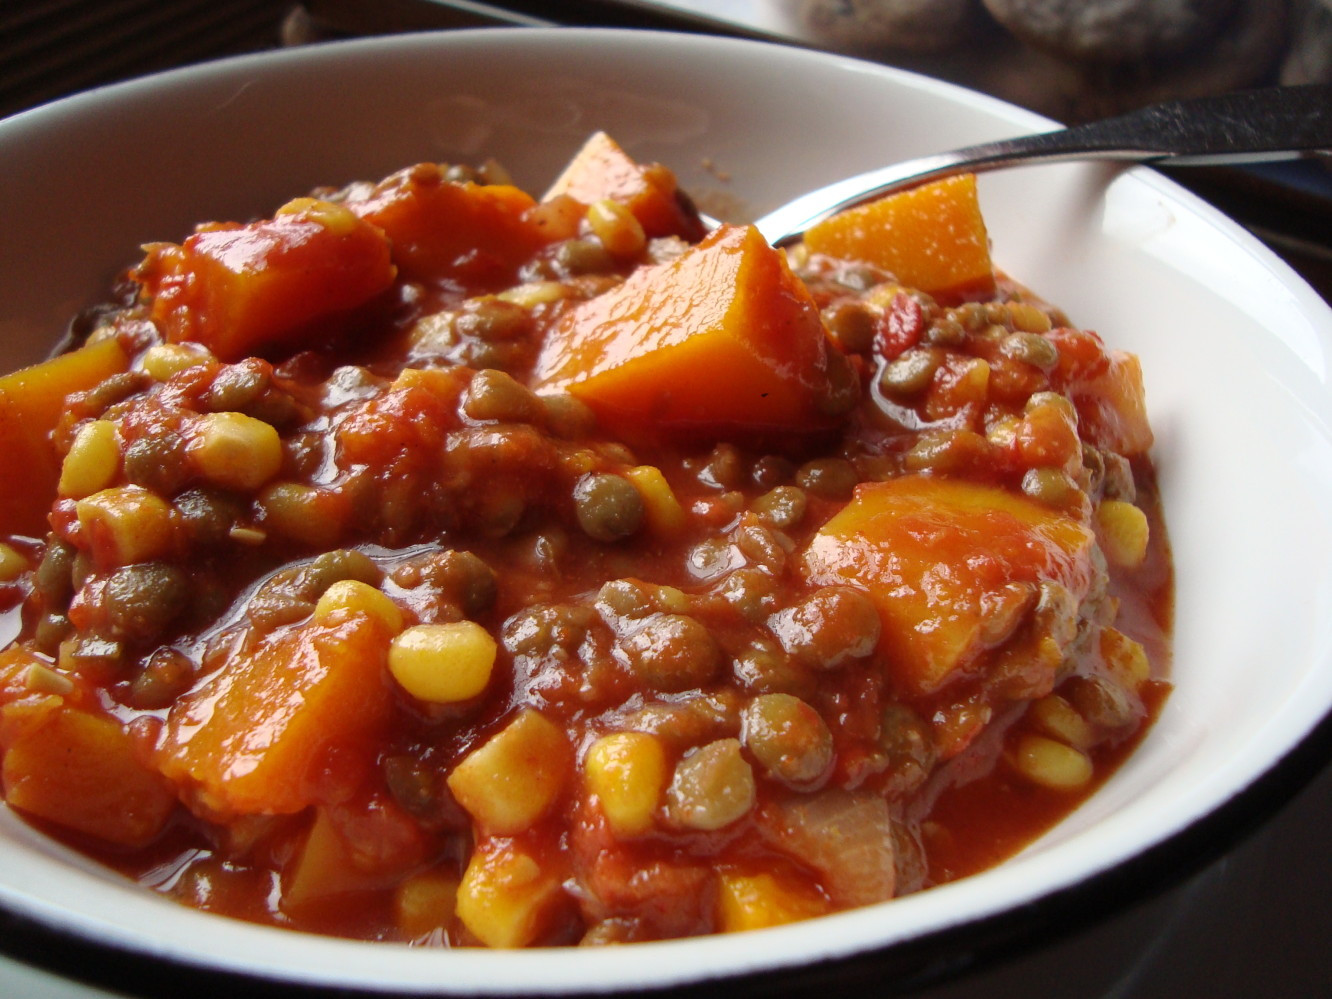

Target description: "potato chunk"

left=802, top=475, right=1095, bottom=695
left=447, top=709, right=571, bottom=835
left=156, top=612, right=393, bottom=816
left=456, top=837, right=566, bottom=948
left=803, top=174, right=994, bottom=296
left=533, top=224, right=850, bottom=434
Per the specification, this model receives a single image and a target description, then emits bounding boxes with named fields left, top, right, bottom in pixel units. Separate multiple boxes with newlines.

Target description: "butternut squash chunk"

left=544, top=131, right=705, bottom=241
left=351, top=168, right=546, bottom=287
left=1073, top=351, right=1153, bottom=456
left=0, top=337, right=128, bottom=537
left=803, top=174, right=994, bottom=296
left=156, top=611, right=393, bottom=817
left=138, top=200, right=395, bottom=361
left=3, top=703, right=175, bottom=847
left=801, top=475, right=1095, bottom=696
left=532, top=224, right=849, bottom=434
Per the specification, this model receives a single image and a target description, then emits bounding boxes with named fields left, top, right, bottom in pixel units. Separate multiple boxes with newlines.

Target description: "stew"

left=0, top=134, right=1171, bottom=947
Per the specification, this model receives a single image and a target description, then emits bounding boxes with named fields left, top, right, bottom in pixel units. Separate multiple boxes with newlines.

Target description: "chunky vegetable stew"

left=0, top=134, right=1170, bottom=947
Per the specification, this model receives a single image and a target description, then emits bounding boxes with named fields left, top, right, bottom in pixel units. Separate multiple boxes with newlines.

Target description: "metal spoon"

left=744, top=83, right=1332, bottom=246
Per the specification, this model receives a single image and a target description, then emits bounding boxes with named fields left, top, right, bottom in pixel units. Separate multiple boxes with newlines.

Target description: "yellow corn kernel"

left=456, top=839, right=564, bottom=949
left=1100, top=626, right=1151, bottom=688
left=1011, top=733, right=1093, bottom=790
left=0, top=543, right=28, bottom=582
left=140, top=342, right=214, bottom=381
left=275, top=196, right=359, bottom=235
left=75, top=486, right=176, bottom=566
left=228, top=525, right=267, bottom=545
left=1005, top=302, right=1053, bottom=334
left=584, top=731, right=667, bottom=836
left=258, top=481, right=348, bottom=548
left=391, top=366, right=460, bottom=397
left=190, top=412, right=282, bottom=491
left=497, top=281, right=570, bottom=308
left=951, top=357, right=990, bottom=405
left=314, top=579, right=404, bottom=633
left=587, top=198, right=646, bottom=259
left=58, top=420, right=121, bottom=499
left=447, top=709, right=571, bottom=835
left=394, top=869, right=461, bottom=941
left=653, top=584, right=689, bottom=614
left=986, top=413, right=1022, bottom=449
left=525, top=194, right=584, bottom=243
left=625, top=465, right=686, bottom=535
left=389, top=622, right=496, bottom=704
left=863, top=282, right=908, bottom=310
left=1027, top=693, right=1094, bottom=750
left=716, top=872, right=828, bottom=933
left=1095, top=499, right=1150, bottom=568
left=408, top=312, right=455, bottom=353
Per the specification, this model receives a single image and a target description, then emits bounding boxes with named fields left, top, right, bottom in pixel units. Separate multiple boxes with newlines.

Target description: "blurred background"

left=7, top=1, right=1331, bottom=120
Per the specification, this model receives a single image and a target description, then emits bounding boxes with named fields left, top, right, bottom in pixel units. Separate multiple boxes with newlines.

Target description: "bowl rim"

left=3, top=23, right=1332, bottom=999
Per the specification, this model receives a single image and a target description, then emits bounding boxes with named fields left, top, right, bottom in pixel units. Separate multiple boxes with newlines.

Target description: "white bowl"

left=2, top=27, right=1332, bottom=998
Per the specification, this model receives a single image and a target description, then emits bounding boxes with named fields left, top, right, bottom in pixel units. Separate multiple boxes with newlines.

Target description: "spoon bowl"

left=746, top=83, right=1332, bottom=245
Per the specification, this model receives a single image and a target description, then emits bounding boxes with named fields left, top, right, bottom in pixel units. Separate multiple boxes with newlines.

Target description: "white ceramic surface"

left=1, top=27, right=1331, bottom=997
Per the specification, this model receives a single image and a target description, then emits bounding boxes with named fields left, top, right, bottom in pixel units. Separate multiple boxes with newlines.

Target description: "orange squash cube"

left=3, top=703, right=176, bottom=846
left=803, top=174, right=994, bottom=296
left=1072, top=350, right=1153, bottom=456
left=138, top=200, right=395, bottom=361
left=532, top=224, right=849, bottom=435
left=351, top=167, right=546, bottom=287
left=156, top=612, right=393, bottom=817
left=801, top=475, right=1095, bottom=696
left=0, top=337, right=128, bottom=537
left=544, top=131, right=705, bottom=241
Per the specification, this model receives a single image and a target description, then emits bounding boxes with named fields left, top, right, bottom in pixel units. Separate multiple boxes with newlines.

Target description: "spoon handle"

left=755, top=83, right=1332, bottom=245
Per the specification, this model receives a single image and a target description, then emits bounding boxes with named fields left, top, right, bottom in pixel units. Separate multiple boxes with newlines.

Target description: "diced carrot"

left=544, top=132, right=705, bottom=241
left=803, top=174, right=994, bottom=296
left=351, top=167, right=546, bottom=287
left=137, top=199, right=395, bottom=361
left=0, top=337, right=128, bottom=537
left=802, top=475, right=1095, bottom=696
left=532, top=223, right=851, bottom=435
left=156, top=611, right=393, bottom=817
left=3, top=703, right=176, bottom=846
